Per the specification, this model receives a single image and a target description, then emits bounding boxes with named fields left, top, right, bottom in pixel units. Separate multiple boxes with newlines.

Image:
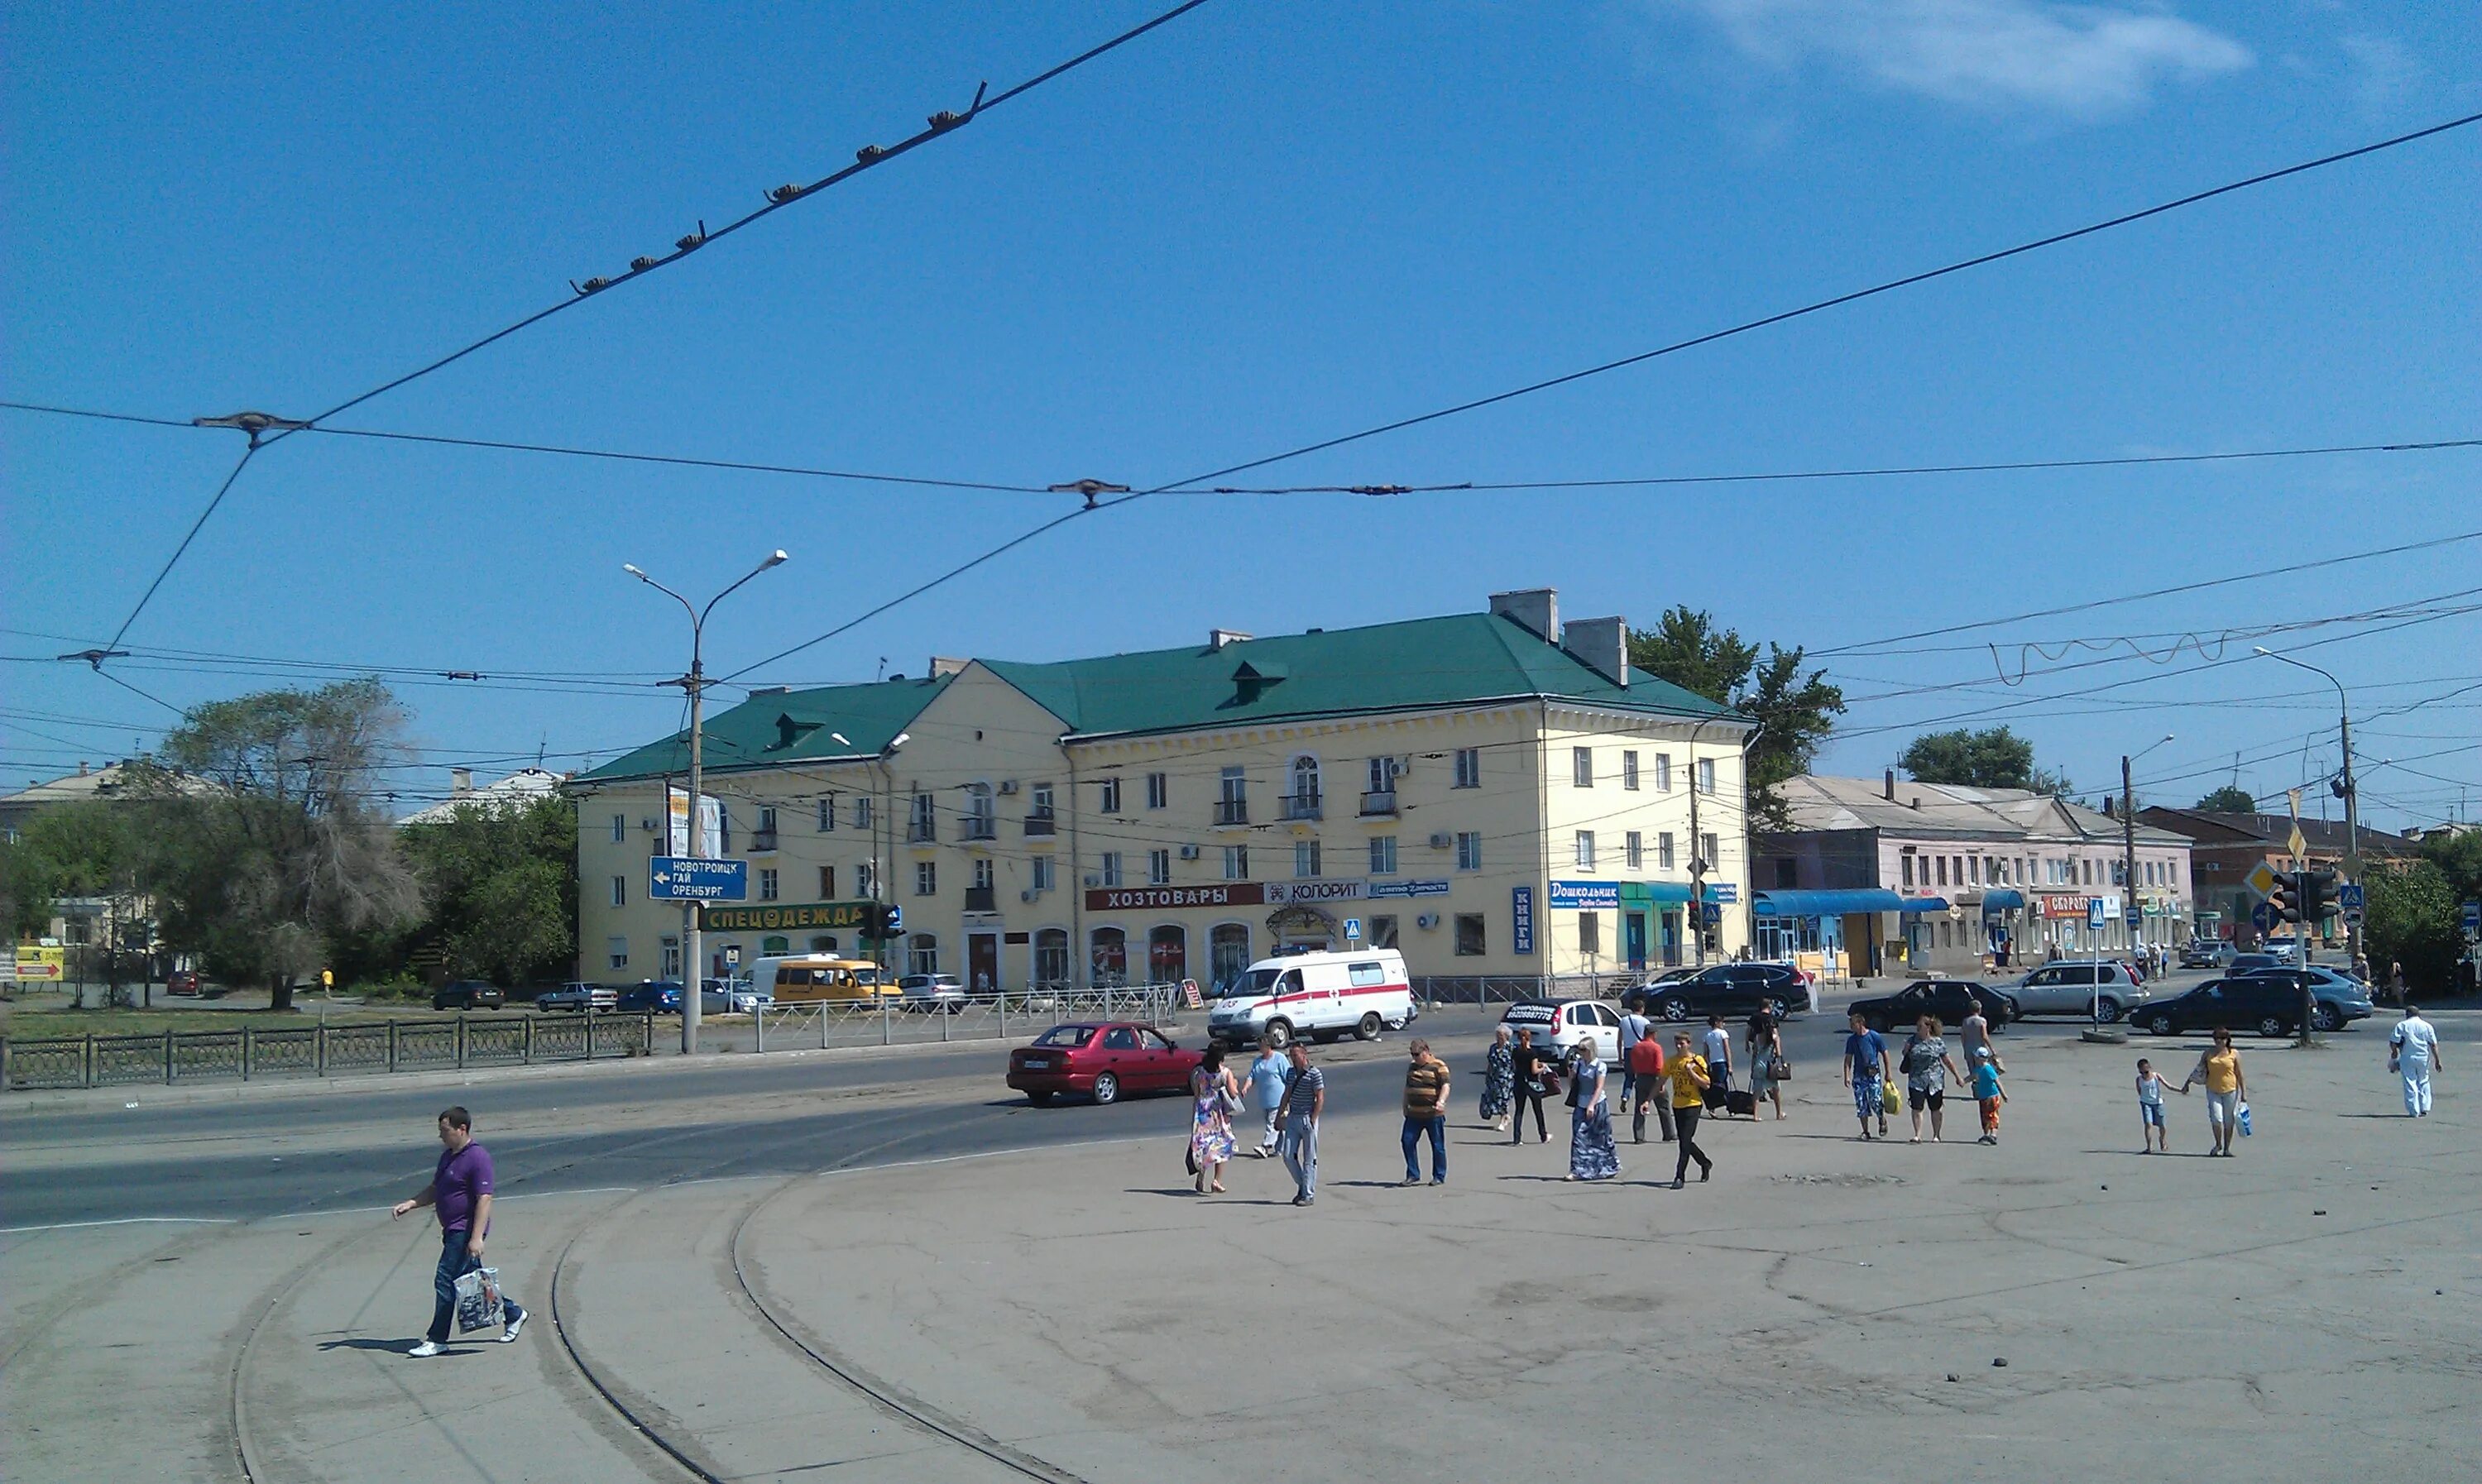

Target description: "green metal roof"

left=577, top=674, right=951, bottom=784
left=982, top=612, right=1732, bottom=740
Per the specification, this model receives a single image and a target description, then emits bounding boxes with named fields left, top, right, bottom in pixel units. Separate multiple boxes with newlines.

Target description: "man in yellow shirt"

left=1665, top=1032, right=1713, bottom=1190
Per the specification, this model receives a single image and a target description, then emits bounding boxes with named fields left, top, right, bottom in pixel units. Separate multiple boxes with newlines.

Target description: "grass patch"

left=0, top=1000, right=488, bottom=1040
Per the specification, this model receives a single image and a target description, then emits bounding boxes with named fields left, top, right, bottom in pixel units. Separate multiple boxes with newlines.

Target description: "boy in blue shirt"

left=1971, top=1048, right=2007, bottom=1146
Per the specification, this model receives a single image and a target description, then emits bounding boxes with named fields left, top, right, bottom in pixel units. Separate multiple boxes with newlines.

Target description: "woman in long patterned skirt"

left=1566, top=1043, right=1621, bottom=1180
left=1480, top=1025, right=1516, bottom=1131
left=1189, top=1045, right=1240, bottom=1194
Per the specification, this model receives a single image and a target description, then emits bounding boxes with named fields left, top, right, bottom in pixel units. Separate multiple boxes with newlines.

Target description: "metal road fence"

left=2, top=1012, right=659, bottom=1092
left=750, top=983, right=1186, bottom=1052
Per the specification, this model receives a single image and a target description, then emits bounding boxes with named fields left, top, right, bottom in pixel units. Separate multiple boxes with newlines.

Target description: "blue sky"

left=6, top=2, right=2477, bottom=827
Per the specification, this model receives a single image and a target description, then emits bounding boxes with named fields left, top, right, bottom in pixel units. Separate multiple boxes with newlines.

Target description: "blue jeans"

left=1401, top=1114, right=1446, bottom=1182
left=1279, top=1118, right=1319, bottom=1201
left=428, top=1228, right=523, bottom=1343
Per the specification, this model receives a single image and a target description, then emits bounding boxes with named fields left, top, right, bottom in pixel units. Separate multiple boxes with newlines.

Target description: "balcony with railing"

left=906, top=820, right=937, bottom=844
left=748, top=829, right=779, bottom=853
left=963, top=885, right=998, bottom=913
left=960, top=816, right=997, bottom=842
left=1358, top=789, right=1398, bottom=817
left=1277, top=792, right=1323, bottom=821
left=1023, top=813, right=1057, bottom=838
left=1215, top=799, right=1249, bottom=826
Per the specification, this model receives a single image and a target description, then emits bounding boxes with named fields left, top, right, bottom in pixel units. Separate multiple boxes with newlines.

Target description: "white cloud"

left=1665, top=1, right=2254, bottom=116
left=2338, top=32, right=2418, bottom=117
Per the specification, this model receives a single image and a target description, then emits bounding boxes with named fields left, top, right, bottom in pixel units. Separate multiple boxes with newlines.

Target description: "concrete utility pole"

left=626, top=550, right=788, bottom=1055
left=2254, top=648, right=2362, bottom=968
left=1683, top=706, right=1739, bottom=969
left=2122, top=735, right=2174, bottom=962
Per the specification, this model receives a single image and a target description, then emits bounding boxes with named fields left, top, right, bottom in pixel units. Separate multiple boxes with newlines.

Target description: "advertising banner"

left=1548, top=880, right=1622, bottom=911
left=698, top=901, right=874, bottom=933
left=1084, top=883, right=1267, bottom=912
left=1263, top=879, right=1366, bottom=906
left=1512, top=887, right=1536, bottom=955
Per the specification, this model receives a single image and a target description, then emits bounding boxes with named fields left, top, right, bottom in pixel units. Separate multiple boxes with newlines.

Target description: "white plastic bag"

left=453, top=1266, right=503, bottom=1333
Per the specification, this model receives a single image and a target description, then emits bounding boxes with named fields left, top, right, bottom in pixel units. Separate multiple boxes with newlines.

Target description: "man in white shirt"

left=1699, top=1014, right=1735, bottom=1105
left=1617, top=994, right=1654, bottom=1114
left=2389, top=1004, right=2444, bottom=1118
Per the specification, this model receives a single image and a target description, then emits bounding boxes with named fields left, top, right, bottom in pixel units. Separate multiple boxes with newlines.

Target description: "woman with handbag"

left=1565, top=1040, right=1622, bottom=1181
left=1481, top=1024, right=1517, bottom=1132
left=1509, top=1027, right=1554, bottom=1145
left=1746, top=1009, right=1788, bottom=1122
left=1188, top=1045, right=1243, bottom=1194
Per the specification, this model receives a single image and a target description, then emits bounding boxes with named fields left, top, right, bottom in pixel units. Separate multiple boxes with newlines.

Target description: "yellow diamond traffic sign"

left=2245, top=860, right=2281, bottom=898
left=2288, top=825, right=2307, bottom=860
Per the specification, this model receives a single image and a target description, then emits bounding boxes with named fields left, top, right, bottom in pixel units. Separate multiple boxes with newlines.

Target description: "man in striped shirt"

left=1277, top=1043, right=1325, bottom=1206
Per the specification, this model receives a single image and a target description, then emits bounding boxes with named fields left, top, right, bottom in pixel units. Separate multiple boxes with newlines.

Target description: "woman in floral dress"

left=1481, top=1025, right=1516, bottom=1131
left=1566, top=1041, right=1622, bottom=1181
left=1189, top=1044, right=1241, bottom=1194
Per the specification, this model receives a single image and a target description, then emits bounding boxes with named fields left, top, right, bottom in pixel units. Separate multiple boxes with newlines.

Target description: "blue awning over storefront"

left=1980, top=888, right=2026, bottom=912
left=1900, top=895, right=1950, bottom=913
left=1751, top=889, right=1905, bottom=917
left=1635, top=883, right=1733, bottom=904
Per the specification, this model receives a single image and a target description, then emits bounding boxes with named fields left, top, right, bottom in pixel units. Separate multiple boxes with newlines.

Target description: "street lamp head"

left=623, top=563, right=648, bottom=579
left=2251, top=646, right=2273, bottom=657
left=762, top=549, right=789, bottom=569
left=829, top=731, right=851, bottom=747
left=889, top=732, right=910, bottom=750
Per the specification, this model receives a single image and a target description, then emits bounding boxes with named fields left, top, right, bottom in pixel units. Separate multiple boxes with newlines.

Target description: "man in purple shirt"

left=391, top=1106, right=526, bottom=1355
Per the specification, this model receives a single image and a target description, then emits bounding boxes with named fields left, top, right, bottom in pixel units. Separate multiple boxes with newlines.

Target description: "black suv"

left=1638, top=963, right=1807, bottom=1023
left=2133, top=977, right=2304, bottom=1039
left=1847, top=979, right=2020, bottom=1034
left=432, top=979, right=506, bottom=1011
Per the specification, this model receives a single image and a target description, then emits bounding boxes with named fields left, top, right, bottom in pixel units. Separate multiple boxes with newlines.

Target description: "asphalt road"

left=7, top=993, right=2460, bottom=1231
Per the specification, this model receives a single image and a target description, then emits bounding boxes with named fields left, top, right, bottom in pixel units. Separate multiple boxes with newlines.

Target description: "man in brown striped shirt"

left=1401, top=1039, right=1451, bottom=1186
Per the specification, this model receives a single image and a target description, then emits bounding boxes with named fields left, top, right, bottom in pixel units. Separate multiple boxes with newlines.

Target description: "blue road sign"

left=2250, top=900, right=2277, bottom=933
left=2464, top=899, right=2481, bottom=932
left=1344, top=917, right=1362, bottom=941
left=649, top=857, right=748, bottom=902
left=2087, top=899, right=2107, bottom=931
left=2337, top=882, right=2365, bottom=912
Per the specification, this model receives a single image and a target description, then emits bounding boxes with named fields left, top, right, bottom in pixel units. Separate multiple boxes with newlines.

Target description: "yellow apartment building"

left=572, top=589, right=1753, bottom=993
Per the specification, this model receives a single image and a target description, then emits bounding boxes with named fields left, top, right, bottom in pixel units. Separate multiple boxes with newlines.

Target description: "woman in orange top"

left=2180, top=1027, right=2247, bottom=1156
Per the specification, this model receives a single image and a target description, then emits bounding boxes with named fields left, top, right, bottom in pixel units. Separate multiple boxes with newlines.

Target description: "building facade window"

left=1031, top=855, right=1055, bottom=893
left=1454, top=748, right=1481, bottom=788
left=1148, top=849, right=1172, bottom=886
left=1148, top=925, right=1186, bottom=984
left=817, top=796, right=836, bottom=831
left=914, top=860, right=937, bottom=896
left=1936, top=856, right=1948, bottom=887
left=1090, top=927, right=1128, bottom=986
left=818, top=865, right=836, bottom=899
left=1035, top=928, right=1071, bottom=988
left=856, top=861, right=877, bottom=898
left=1099, top=776, right=1123, bottom=814
left=1029, top=783, right=1055, bottom=823
left=758, top=867, right=779, bottom=901
left=853, top=796, right=873, bottom=831
left=908, top=792, right=934, bottom=843
left=1454, top=913, right=1487, bottom=956
left=1218, top=767, right=1248, bottom=824
left=808, top=935, right=836, bottom=955
left=610, top=875, right=626, bottom=907
left=1455, top=831, right=1483, bottom=871
left=611, top=812, right=626, bottom=843
left=1294, top=840, right=1322, bottom=878
left=1573, top=747, right=1594, bottom=787
left=1579, top=912, right=1602, bottom=956
left=1369, top=835, right=1397, bottom=874
left=1660, top=832, right=1677, bottom=871
left=973, top=857, right=995, bottom=890
left=1223, top=844, right=1250, bottom=880
left=659, top=936, right=679, bottom=978
left=1146, top=772, right=1168, bottom=810
left=1622, top=751, right=1640, bottom=791
left=1287, top=756, right=1321, bottom=816
left=1625, top=831, right=1643, bottom=871
left=1575, top=831, right=1596, bottom=870
left=1697, top=757, right=1717, bottom=795
left=756, top=806, right=778, bottom=840
left=1700, top=833, right=1719, bottom=872
left=607, top=936, right=629, bottom=970
left=1903, top=854, right=1915, bottom=887
left=962, top=783, right=995, bottom=840
left=1655, top=754, right=1673, bottom=792
left=1100, top=852, right=1123, bottom=888
left=908, top=934, right=938, bottom=975
left=1210, top=923, right=1251, bottom=989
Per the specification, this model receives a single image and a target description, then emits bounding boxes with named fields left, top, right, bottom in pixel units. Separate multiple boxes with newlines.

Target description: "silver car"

left=898, top=973, right=969, bottom=1013
left=2008, top=961, right=2154, bottom=1022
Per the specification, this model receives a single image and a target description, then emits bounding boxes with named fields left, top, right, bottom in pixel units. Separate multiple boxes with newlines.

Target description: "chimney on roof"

left=1488, top=587, right=1559, bottom=642
left=450, top=768, right=473, bottom=797
left=1884, top=768, right=1895, bottom=800
left=77, top=761, right=89, bottom=777
left=929, top=656, right=968, bottom=678
left=2103, top=797, right=2115, bottom=817
left=1561, top=615, right=1629, bottom=687
left=1209, top=629, right=1253, bottom=651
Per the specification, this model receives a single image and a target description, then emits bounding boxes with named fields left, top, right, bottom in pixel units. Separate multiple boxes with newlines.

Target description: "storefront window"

left=1090, top=927, right=1128, bottom=986
left=1148, top=925, right=1186, bottom=985
left=1210, top=924, right=1251, bottom=992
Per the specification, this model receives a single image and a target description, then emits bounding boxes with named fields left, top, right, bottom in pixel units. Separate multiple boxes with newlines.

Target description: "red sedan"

left=1006, top=1022, right=1203, bottom=1106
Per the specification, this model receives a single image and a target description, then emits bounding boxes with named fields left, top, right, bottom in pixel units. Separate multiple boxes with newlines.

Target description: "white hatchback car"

left=1498, top=998, right=1624, bottom=1060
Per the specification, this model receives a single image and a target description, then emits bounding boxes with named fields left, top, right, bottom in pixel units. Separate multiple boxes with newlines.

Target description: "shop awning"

left=1899, top=895, right=1949, bottom=913
left=1751, top=888, right=1905, bottom=917
left=1980, top=888, right=2026, bottom=911
left=1635, top=883, right=1732, bottom=904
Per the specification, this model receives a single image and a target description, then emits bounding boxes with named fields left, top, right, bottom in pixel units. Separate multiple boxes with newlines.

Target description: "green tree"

left=2362, top=860, right=2461, bottom=994
left=1627, top=606, right=1846, bottom=828
left=2195, top=785, right=2257, bottom=812
left=1897, top=726, right=2072, bottom=794
left=135, top=680, right=423, bottom=1011
left=8, top=801, right=154, bottom=1002
left=401, top=792, right=578, bottom=987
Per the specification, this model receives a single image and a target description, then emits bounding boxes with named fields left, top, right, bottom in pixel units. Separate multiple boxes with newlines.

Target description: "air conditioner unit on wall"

left=1427, top=832, right=1453, bottom=850
left=1021, top=889, right=1038, bottom=902
left=998, top=780, right=1018, bottom=795
left=1416, top=912, right=1440, bottom=930
left=1084, top=874, right=1103, bottom=888
left=1178, top=845, right=1200, bottom=860
left=640, top=818, right=659, bottom=832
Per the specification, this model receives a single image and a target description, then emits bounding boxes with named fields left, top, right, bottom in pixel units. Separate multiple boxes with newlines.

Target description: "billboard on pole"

left=666, top=787, right=722, bottom=858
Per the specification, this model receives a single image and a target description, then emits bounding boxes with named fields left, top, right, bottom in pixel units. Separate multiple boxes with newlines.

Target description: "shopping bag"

left=2235, top=1101, right=2253, bottom=1138
left=1881, top=1080, right=1901, bottom=1115
left=453, top=1265, right=503, bottom=1333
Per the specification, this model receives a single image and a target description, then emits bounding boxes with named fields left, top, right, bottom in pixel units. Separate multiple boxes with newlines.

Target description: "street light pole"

left=625, top=550, right=788, bottom=1056
left=2121, top=734, right=2174, bottom=967
left=1684, top=706, right=1742, bottom=969
left=2254, top=648, right=2356, bottom=1047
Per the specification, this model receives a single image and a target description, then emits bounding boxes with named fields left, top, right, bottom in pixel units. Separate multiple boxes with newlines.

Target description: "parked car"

left=535, top=981, right=620, bottom=1012
left=1206, top=949, right=1414, bottom=1048
left=432, top=979, right=505, bottom=1011
left=1638, top=962, right=1809, bottom=1024
left=2132, top=978, right=2306, bottom=1038
left=1846, top=980, right=2020, bottom=1034
left=1006, top=1022, right=1203, bottom=1106
left=1498, top=998, right=1625, bottom=1060
left=898, top=973, right=969, bottom=1013
left=2006, top=961, right=2153, bottom=1022
left=699, top=977, right=767, bottom=1015
left=2230, top=952, right=2287, bottom=974
left=616, top=980, right=684, bottom=1014
left=165, top=969, right=202, bottom=997
left=1638, top=966, right=1702, bottom=989
left=2179, top=939, right=2235, bottom=969
left=2234, top=965, right=2375, bottom=1031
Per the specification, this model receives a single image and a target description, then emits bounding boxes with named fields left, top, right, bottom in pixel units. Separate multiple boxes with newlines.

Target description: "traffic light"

left=860, top=903, right=905, bottom=941
left=2266, top=872, right=2297, bottom=924
left=2298, top=869, right=2338, bottom=923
